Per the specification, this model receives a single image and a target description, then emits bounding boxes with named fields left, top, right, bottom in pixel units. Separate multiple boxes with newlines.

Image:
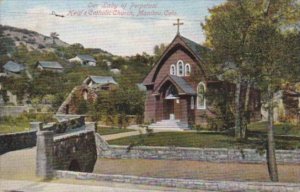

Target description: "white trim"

left=191, top=96, right=194, bottom=109
left=170, top=64, right=176, bottom=75
left=185, top=63, right=191, bottom=76
left=197, top=82, right=206, bottom=110
left=177, top=60, right=184, bottom=76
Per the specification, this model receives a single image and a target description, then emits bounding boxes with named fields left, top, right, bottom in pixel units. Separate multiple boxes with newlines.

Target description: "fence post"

left=30, top=122, right=43, bottom=131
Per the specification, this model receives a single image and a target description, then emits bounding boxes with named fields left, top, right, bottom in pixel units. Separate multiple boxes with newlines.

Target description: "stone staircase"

left=148, top=119, right=190, bottom=130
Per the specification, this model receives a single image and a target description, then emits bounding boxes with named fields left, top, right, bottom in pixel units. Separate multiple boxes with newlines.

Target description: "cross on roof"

left=173, top=18, right=184, bottom=34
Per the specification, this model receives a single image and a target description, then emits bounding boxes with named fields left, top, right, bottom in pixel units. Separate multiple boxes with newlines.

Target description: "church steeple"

left=173, top=18, right=184, bottom=35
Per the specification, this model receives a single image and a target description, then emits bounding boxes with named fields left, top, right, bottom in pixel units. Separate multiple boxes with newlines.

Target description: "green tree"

left=202, top=0, right=300, bottom=181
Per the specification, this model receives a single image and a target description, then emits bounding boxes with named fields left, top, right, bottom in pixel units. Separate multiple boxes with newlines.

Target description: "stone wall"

left=55, top=170, right=300, bottom=192
left=36, top=128, right=97, bottom=178
left=42, top=116, right=85, bottom=134
left=0, top=130, right=36, bottom=154
left=0, top=116, right=85, bottom=155
left=98, top=145, right=300, bottom=164
left=52, top=130, right=97, bottom=172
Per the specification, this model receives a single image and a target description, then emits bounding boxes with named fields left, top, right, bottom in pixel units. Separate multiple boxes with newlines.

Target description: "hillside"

left=0, top=25, right=69, bottom=52
left=0, top=25, right=112, bottom=57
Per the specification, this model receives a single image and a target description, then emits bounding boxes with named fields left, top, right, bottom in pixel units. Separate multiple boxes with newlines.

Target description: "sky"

left=0, top=0, right=225, bottom=56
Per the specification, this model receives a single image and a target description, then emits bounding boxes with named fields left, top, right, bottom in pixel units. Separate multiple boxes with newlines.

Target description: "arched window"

left=185, top=64, right=191, bottom=76
left=191, top=96, right=194, bottom=109
left=170, top=64, right=176, bottom=75
left=165, top=84, right=178, bottom=99
left=197, top=82, right=206, bottom=109
left=177, top=60, right=184, bottom=76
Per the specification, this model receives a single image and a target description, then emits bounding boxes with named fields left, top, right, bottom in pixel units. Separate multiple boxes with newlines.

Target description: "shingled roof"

left=153, top=75, right=196, bottom=95
left=180, top=36, right=209, bottom=60
left=38, top=61, right=63, bottom=69
left=169, top=75, right=196, bottom=95
left=89, top=76, right=117, bottom=85
left=3, top=61, right=25, bottom=73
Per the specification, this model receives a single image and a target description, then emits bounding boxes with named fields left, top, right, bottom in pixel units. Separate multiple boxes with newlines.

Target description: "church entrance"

left=164, top=99, right=175, bottom=120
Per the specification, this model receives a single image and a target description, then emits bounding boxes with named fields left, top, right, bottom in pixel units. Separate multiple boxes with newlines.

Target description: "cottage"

left=143, top=32, right=261, bottom=129
left=36, top=61, right=64, bottom=73
left=83, top=75, right=118, bottom=90
left=69, top=54, right=96, bottom=66
left=3, top=61, right=25, bottom=76
left=57, top=75, right=118, bottom=114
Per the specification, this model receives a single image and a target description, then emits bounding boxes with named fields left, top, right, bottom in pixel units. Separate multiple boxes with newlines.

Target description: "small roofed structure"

left=69, top=54, right=96, bottom=66
left=57, top=75, right=118, bottom=114
left=3, top=61, right=25, bottom=75
left=136, top=83, right=146, bottom=91
left=37, top=61, right=64, bottom=73
left=110, top=68, right=121, bottom=75
left=83, top=75, right=118, bottom=90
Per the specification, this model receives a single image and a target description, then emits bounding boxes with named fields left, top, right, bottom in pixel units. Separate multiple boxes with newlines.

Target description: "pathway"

left=0, top=179, right=192, bottom=192
left=0, top=148, right=205, bottom=192
left=102, top=128, right=181, bottom=141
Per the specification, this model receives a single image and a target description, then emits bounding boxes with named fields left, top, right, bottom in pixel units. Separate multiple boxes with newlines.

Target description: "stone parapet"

left=98, top=145, right=300, bottom=164
left=55, top=170, right=300, bottom=192
left=0, top=130, right=36, bottom=154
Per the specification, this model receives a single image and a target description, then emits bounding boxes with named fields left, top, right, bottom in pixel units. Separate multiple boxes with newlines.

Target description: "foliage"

left=0, top=26, right=15, bottom=56
left=202, top=0, right=300, bottom=181
left=0, top=112, right=55, bottom=133
left=248, top=121, right=300, bottom=136
left=153, top=43, right=167, bottom=62
left=1, top=75, right=30, bottom=103
left=88, top=85, right=145, bottom=123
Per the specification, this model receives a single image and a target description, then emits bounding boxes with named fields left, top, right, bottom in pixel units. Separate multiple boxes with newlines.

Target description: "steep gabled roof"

left=143, top=34, right=210, bottom=86
left=153, top=75, right=196, bottom=95
left=169, top=75, right=196, bottom=95
left=38, top=61, right=63, bottom=69
left=3, top=61, right=25, bottom=73
left=180, top=36, right=209, bottom=60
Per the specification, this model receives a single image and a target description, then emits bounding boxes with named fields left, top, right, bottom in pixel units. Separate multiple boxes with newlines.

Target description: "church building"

left=143, top=21, right=261, bottom=129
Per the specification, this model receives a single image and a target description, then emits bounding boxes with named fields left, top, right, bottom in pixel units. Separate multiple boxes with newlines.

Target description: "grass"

left=108, top=132, right=300, bottom=150
left=0, top=112, right=55, bottom=134
left=248, top=121, right=300, bottom=136
left=96, top=127, right=135, bottom=135
left=0, top=121, right=30, bottom=134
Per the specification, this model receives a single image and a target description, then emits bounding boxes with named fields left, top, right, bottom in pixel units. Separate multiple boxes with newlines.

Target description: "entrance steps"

left=148, top=119, right=190, bottom=130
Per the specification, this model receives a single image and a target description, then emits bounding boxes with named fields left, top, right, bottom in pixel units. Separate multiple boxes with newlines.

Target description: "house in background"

left=69, top=54, right=96, bottom=66
left=83, top=75, right=118, bottom=90
left=36, top=61, right=64, bottom=73
left=262, top=89, right=300, bottom=124
left=3, top=61, right=25, bottom=76
left=57, top=75, right=118, bottom=114
left=110, top=68, right=121, bottom=75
